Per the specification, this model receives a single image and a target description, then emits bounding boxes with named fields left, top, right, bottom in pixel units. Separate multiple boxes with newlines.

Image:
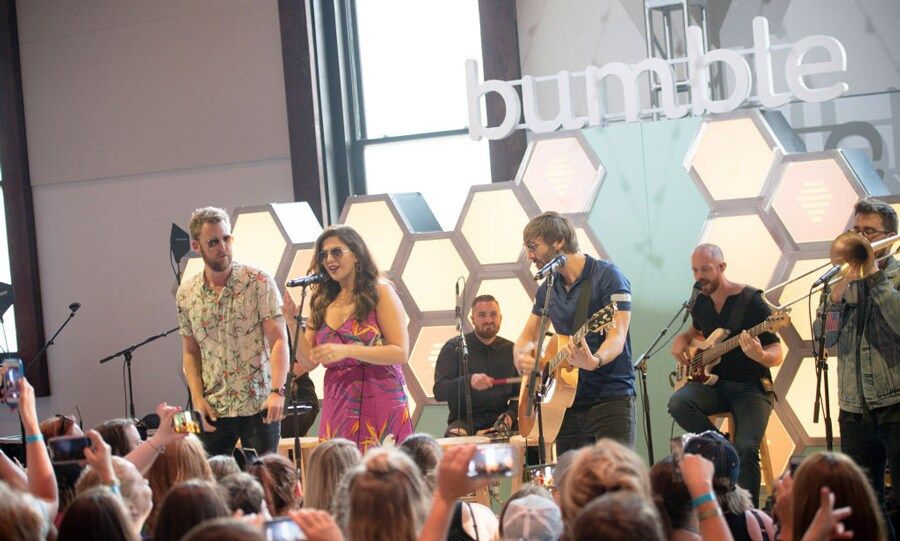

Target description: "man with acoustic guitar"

left=514, top=211, right=635, bottom=454
left=668, top=243, right=784, bottom=506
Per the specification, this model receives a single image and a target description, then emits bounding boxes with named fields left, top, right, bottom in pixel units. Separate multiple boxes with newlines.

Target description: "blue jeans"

left=668, top=380, right=773, bottom=506
left=555, top=395, right=636, bottom=455
left=199, top=412, right=281, bottom=456
left=839, top=407, right=899, bottom=541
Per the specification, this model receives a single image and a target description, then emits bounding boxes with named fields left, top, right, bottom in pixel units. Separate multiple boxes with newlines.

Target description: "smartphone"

left=467, top=443, right=520, bottom=478
left=1, top=357, right=24, bottom=408
left=264, top=517, right=306, bottom=541
left=173, top=410, right=201, bottom=434
left=47, top=435, right=92, bottom=465
left=233, top=447, right=260, bottom=471
left=526, top=464, right=556, bottom=489
left=670, top=437, right=684, bottom=483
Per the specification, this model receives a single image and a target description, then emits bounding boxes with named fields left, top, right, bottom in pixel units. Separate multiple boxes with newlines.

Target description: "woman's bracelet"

left=691, top=491, right=716, bottom=508
left=698, top=505, right=723, bottom=522
left=24, top=433, right=43, bottom=445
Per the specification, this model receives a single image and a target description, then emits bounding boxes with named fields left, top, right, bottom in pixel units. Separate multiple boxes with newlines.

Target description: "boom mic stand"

left=811, top=281, right=834, bottom=451
left=633, top=298, right=691, bottom=464
left=455, top=279, right=475, bottom=436
left=99, top=327, right=180, bottom=418
left=20, top=302, right=81, bottom=465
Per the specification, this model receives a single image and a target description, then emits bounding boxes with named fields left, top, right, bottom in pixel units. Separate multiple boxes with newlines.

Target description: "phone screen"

left=467, top=443, right=519, bottom=478
left=264, top=517, right=306, bottom=541
left=1, top=358, right=23, bottom=408
left=526, top=464, right=556, bottom=488
left=48, top=436, right=92, bottom=464
left=173, top=411, right=201, bottom=434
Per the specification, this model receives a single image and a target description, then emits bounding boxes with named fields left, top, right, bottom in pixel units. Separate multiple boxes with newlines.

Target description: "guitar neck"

left=700, top=320, right=772, bottom=364
left=547, top=321, right=597, bottom=372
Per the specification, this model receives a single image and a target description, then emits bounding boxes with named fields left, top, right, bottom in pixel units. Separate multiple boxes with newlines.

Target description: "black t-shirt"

left=690, top=288, right=779, bottom=383
left=433, top=333, right=519, bottom=430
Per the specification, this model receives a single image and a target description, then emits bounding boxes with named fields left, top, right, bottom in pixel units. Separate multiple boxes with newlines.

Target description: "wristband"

left=24, top=434, right=43, bottom=444
left=101, top=480, right=121, bottom=496
left=691, top=492, right=715, bottom=508
left=698, top=505, right=723, bottom=521
left=592, top=353, right=603, bottom=370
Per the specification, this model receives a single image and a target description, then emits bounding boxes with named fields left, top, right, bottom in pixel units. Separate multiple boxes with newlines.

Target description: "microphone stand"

left=99, top=327, right=180, bottom=418
left=633, top=298, right=691, bottom=464
left=19, top=304, right=81, bottom=465
left=286, top=285, right=312, bottom=472
left=811, top=281, right=834, bottom=451
left=527, top=272, right=557, bottom=465
left=455, top=284, right=475, bottom=436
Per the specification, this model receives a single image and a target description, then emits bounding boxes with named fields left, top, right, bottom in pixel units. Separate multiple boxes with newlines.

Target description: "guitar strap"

left=725, top=286, right=759, bottom=338
left=572, top=260, right=595, bottom=333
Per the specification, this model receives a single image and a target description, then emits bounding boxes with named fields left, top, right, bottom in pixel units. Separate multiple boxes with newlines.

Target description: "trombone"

left=764, top=231, right=900, bottom=310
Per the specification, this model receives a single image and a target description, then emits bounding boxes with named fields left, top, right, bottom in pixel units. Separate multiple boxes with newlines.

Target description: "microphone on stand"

left=812, top=264, right=844, bottom=288
left=533, top=254, right=567, bottom=280
left=69, top=302, right=81, bottom=312
left=286, top=273, right=327, bottom=288
left=682, top=281, right=702, bottom=323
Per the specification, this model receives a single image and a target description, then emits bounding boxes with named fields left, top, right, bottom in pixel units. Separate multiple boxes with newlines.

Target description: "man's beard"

left=201, top=250, right=231, bottom=273
left=474, top=325, right=498, bottom=341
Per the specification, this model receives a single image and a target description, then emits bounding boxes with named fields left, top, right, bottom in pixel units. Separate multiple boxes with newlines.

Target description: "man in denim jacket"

left=828, top=199, right=899, bottom=518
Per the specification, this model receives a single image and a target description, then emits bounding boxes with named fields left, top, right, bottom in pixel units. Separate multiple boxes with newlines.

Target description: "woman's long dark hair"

left=307, top=225, right=381, bottom=330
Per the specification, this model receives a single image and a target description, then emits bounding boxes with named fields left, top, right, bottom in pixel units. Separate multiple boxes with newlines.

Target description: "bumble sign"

left=467, top=17, right=848, bottom=141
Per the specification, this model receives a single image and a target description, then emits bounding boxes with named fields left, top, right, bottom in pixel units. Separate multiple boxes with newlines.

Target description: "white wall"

left=1, top=0, right=295, bottom=436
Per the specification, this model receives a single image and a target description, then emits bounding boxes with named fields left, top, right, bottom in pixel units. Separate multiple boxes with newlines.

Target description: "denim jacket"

left=835, top=257, right=900, bottom=412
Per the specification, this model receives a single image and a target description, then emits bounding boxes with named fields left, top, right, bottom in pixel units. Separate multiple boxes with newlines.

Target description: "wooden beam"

left=478, top=0, right=526, bottom=183
left=0, top=0, right=48, bottom=395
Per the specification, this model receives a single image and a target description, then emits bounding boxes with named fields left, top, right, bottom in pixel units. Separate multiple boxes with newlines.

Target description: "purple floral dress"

left=316, top=310, right=412, bottom=453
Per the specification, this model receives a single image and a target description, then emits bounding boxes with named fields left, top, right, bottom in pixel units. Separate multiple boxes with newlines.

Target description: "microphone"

left=285, top=273, right=327, bottom=288
left=812, top=264, right=844, bottom=287
left=69, top=302, right=81, bottom=312
left=454, top=281, right=462, bottom=331
left=533, top=254, right=567, bottom=280
left=682, top=281, right=702, bottom=323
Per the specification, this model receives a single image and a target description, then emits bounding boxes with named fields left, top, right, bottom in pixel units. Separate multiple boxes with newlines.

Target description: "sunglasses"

left=317, top=247, right=352, bottom=263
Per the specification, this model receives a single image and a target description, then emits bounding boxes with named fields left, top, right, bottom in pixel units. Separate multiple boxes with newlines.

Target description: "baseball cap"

left=683, top=430, right=740, bottom=485
left=501, top=494, right=563, bottom=541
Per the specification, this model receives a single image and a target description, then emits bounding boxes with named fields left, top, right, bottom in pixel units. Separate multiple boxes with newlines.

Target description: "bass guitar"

left=672, top=311, right=790, bottom=390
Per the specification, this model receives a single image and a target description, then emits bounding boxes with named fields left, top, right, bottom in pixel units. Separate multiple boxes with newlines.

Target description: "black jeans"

left=839, top=407, right=899, bottom=541
left=199, top=411, right=281, bottom=456
left=667, top=380, right=773, bottom=507
left=555, top=395, right=636, bottom=455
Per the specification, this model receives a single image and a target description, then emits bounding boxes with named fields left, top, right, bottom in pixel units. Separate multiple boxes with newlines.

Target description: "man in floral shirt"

left=177, top=207, right=289, bottom=455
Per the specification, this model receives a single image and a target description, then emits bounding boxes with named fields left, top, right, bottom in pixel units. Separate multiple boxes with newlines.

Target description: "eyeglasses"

left=523, top=241, right=539, bottom=253
left=317, top=247, right=352, bottom=263
left=54, top=414, right=74, bottom=437
left=849, top=227, right=889, bottom=237
left=202, top=235, right=233, bottom=249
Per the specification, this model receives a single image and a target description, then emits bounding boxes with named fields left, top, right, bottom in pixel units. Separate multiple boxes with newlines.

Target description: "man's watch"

left=270, top=387, right=286, bottom=397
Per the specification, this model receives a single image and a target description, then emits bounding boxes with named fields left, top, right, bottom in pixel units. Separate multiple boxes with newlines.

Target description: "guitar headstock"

left=766, top=310, right=791, bottom=332
left=585, top=301, right=618, bottom=334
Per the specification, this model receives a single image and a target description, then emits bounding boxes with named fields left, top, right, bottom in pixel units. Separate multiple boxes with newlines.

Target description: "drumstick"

left=492, top=376, right=522, bottom=385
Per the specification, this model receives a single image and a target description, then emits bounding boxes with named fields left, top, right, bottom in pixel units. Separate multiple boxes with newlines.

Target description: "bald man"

left=667, top=244, right=783, bottom=506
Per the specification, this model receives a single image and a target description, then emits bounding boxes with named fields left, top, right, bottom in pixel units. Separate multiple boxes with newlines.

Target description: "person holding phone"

left=287, top=225, right=412, bottom=453
left=177, top=207, right=289, bottom=456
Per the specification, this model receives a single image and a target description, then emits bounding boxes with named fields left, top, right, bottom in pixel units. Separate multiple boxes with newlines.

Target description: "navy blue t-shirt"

left=532, top=254, right=635, bottom=405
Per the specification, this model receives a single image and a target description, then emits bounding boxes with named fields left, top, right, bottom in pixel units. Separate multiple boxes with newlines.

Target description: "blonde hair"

left=304, top=438, right=361, bottom=510
left=188, top=207, right=230, bottom=240
left=335, top=447, right=430, bottom=541
left=76, top=456, right=149, bottom=525
left=0, top=481, right=47, bottom=541
left=560, top=439, right=651, bottom=524
left=145, top=435, right=214, bottom=531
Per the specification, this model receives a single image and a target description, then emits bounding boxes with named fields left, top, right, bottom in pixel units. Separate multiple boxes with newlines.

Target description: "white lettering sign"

left=467, top=17, right=848, bottom=141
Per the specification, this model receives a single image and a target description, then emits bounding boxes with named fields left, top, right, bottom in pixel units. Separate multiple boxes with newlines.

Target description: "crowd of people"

left=0, top=371, right=887, bottom=540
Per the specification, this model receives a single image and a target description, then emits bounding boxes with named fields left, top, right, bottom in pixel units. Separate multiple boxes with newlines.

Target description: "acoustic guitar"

left=517, top=302, right=618, bottom=442
left=671, top=311, right=790, bottom=390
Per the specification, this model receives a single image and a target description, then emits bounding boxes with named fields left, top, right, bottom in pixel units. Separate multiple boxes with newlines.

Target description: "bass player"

left=514, top=211, right=635, bottom=454
left=668, top=243, right=783, bottom=506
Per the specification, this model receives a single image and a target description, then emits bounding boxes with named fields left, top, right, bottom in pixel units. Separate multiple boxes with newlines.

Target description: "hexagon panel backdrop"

left=182, top=110, right=898, bottom=466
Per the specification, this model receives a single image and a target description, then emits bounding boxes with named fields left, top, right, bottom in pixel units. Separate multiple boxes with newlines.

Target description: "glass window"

left=364, top=135, right=491, bottom=230
left=0, top=185, right=17, bottom=352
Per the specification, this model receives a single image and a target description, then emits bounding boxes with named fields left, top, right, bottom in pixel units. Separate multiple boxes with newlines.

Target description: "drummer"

left=433, top=295, right=519, bottom=437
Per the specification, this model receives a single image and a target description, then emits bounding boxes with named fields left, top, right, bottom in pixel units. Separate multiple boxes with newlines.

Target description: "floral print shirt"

left=177, top=263, right=283, bottom=417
